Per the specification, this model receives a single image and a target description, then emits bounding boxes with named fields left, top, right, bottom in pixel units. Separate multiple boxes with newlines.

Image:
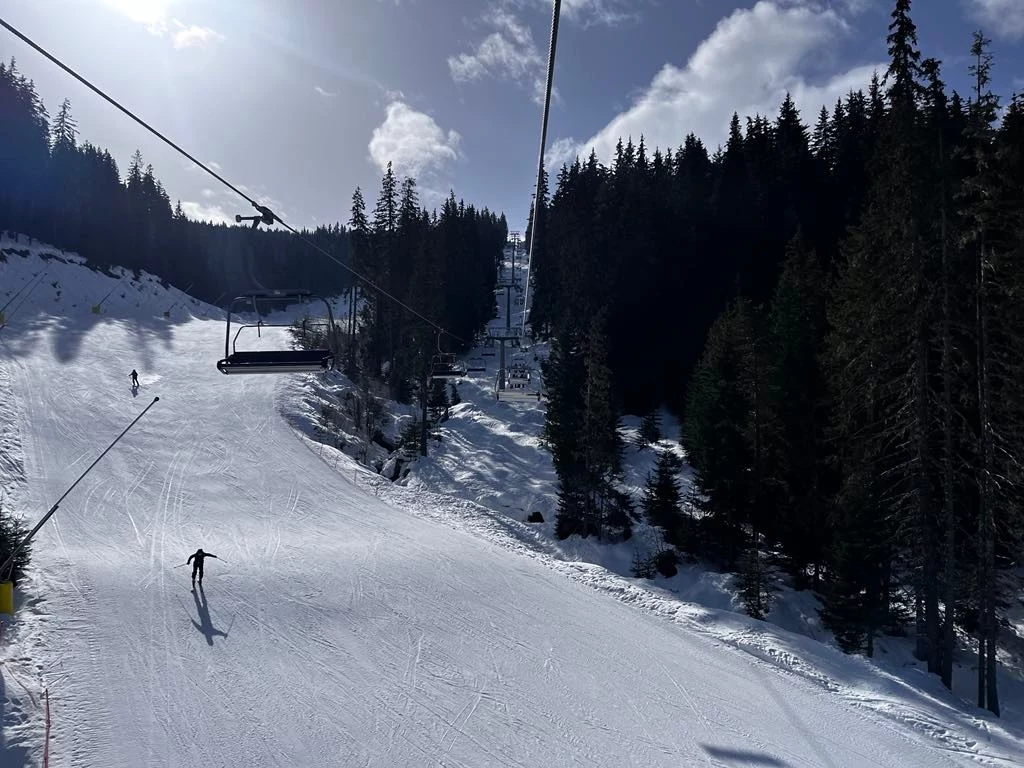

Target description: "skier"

left=129, top=369, right=139, bottom=387
left=186, top=548, right=218, bottom=588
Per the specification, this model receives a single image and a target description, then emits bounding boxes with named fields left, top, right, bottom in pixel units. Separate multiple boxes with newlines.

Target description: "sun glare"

left=102, top=0, right=173, bottom=32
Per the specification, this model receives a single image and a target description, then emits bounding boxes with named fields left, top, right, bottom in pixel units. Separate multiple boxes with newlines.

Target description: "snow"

left=0, top=232, right=1023, bottom=766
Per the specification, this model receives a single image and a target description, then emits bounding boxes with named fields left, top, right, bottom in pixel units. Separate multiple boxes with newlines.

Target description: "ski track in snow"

left=0, top=236, right=1021, bottom=766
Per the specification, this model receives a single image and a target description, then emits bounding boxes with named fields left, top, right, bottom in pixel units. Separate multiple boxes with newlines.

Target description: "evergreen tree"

left=642, top=450, right=685, bottom=546
left=347, top=187, right=371, bottom=375
left=363, top=163, right=399, bottom=381
left=768, top=233, right=832, bottom=585
left=684, top=297, right=770, bottom=566
left=825, top=0, right=945, bottom=669
left=639, top=410, right=661, bottom=446
left=958, top=30, right=1023, bottom=716
left=51, top=98, right=77, bottom=152
left=546, top=312, right=630, bottom=541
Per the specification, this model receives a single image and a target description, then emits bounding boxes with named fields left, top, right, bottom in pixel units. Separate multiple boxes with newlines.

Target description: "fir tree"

left=347, top=187, right=370, bottom=375
left=642, top=450, right=685, bottom=547
left=959, top=30, right=1023, bottom=717
left=684, top=297, right=768, bottom=566
left=768, top=233, right=832, bottom=585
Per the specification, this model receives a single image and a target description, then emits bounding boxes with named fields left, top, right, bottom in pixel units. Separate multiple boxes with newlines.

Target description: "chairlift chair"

left=495, top=370, right=541, bottom=402
left=497, top=388, right=542, bottom=403
left=467, top=356, right=487, bottom=372
left=430, top=352, right=467, bottom=381
left=217, top=290, right=337, bottom=375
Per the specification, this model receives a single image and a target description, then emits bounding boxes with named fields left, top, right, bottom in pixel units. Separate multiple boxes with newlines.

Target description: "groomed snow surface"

left=0, top=233, right=1022, bottom=767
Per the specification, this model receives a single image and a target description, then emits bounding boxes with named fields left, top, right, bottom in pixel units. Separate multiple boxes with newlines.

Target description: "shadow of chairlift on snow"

left=700, top=745, right=791, bottom=767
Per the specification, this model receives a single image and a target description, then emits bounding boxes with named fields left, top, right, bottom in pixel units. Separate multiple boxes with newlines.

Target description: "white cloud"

left=964, top=0, right=1024, bottom=40
left=449, top=8, right=549, bottom=104
left=314, top=86, right=339, bottom=97
left=102, top=0, right=172, bottom=32
left=554, top=1, right=883, bottom=167
left=172, top=22, right=225, bottom=49
left=180, top=201, right=235, bottom=226
left=102, top=1, right=224, bottom=49
left=545, top=137, right=579, bottom=169
left=368, top=101, right=462, bottom=182
left=539, top=0, right=637, bottom=27
left=840, top=0, right=877, bottom=12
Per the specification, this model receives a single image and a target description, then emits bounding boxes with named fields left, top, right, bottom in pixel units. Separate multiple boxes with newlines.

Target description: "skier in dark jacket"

left=129, top=369, right=139, bottom=387
left=187, top=548, right=218, bottom=587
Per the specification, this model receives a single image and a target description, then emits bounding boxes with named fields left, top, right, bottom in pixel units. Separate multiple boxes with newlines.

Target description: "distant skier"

left=129, top=369, right=139, bottom=387
left=187, top=548, right=218, bottom=587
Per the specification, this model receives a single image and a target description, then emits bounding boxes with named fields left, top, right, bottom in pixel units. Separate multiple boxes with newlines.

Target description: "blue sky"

left=2, top=1, right=1022, bottom=234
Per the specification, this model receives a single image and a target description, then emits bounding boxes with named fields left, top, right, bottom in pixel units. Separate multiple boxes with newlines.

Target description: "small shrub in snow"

left=738, top=546, right=774, bottom=620
left=631, top=547, right=679, bottom=579
left=398, top=420, right=421, bottom=455
left=631, top=549, right=657, bottom=579
left=0, top=497, right=31, bottom=585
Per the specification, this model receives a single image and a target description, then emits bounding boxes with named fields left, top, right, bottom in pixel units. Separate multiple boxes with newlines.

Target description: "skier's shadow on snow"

left=191, top=586, right=228, bottom=646
left=130, top=384, right=139, bottom=398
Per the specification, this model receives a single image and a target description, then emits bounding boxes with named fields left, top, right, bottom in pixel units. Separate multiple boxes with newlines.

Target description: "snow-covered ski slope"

left=1, top=236, right=1022, bottom=767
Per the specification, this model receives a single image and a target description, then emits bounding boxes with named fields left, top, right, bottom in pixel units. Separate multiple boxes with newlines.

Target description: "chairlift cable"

left=519, top=0, right=561, bottom=338
left=0, top=16, right=464, bottom=344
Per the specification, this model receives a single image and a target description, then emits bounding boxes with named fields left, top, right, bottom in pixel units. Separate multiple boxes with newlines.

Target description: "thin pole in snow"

left=0, top=397, right=161, bottom=581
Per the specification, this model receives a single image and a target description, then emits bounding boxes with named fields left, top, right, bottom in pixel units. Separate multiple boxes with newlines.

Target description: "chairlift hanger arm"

left=235, top=205, right=279, bottom=230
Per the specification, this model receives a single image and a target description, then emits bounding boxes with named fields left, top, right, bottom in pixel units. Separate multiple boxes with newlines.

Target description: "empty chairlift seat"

left=217, top=290, right=337, bottom=375
left=430, top=352, right=467, bottom=380
left=217, top=349, right=334, bottom=374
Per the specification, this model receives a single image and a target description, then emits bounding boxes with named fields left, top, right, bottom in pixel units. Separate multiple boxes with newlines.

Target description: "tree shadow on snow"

left=700, top=745, right=790, bottom=767
left=191, top=586, right=229, bottom=646
left=0, top=668, right=34, bottom=768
